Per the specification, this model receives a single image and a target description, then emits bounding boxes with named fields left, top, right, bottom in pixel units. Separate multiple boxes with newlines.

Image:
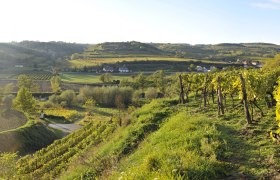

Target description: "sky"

left=0, top=0, right=279, bottom=44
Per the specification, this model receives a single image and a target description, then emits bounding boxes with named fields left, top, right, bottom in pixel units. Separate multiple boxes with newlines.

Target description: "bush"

left=145, top=88, right=158, bottom=100
left=60, top=90, right=77, bottom=107
left=91, top=87, right=133, bottom=107
left=78, top=86, right=94, bottom=104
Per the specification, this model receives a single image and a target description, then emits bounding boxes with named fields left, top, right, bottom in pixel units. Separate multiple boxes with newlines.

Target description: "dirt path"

left=48, top=123, right=82, bottom=133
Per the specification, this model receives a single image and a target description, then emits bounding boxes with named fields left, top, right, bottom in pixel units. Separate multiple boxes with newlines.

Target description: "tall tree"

left=17, top=75, right=33, bottom=90
left=17, top=74, right=39, bottom=92
left=50, top=76, right=61, bottom=93
left=134, top=72, right=146, bottom=91
left=13, top=87, right=36, bottom=114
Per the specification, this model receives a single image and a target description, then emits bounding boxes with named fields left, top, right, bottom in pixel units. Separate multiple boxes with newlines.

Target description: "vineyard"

left=43, top=109, right=82, bottom=122
left=13, top=71, right=53, bottom=80
left=2, top=64, right=280, bottom=179
left=175, top=68, right=280, bottom=125
left=16, top=120, right=117, bottom=179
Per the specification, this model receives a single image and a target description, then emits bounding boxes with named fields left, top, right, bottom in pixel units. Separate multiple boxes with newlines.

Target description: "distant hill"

left=71, top=41, right=169, bottom=59
left=0, top=41, right=87, bottom=69
left=152, top=42, right=280, bottom=61
left=71, top=41, right=280, bottom=63
left=1, top=41, right=280, bottom=70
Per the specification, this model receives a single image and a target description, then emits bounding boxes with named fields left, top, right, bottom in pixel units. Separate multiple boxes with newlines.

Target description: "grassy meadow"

left=69, top=56, right=225, bottom=68
left=60, top=72, right=133, bottom=83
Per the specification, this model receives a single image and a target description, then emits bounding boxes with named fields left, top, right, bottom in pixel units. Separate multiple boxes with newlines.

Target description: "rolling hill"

left=0, top=41, right=87, bottom=69
left=70, top=41, right=169, bottom=59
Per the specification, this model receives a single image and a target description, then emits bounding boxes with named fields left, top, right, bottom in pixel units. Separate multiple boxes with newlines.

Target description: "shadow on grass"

left=216, top=122, right=274, bottom=179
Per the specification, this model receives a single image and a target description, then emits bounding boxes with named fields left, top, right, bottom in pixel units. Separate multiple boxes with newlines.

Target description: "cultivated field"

left=69, top=57, right=225, bottom=67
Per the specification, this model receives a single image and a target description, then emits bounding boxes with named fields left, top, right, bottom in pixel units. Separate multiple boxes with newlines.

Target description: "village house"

left=196, top=66, right=208, bottom=72
left=102, top=66, right=114, bottom=72
left=252, top=61, right=263, bottom=68
left=118, top=65, right=129, bottom=73
left=15, top=65, right=24, bottom=68
left=242, top=60, right=263, bottom=68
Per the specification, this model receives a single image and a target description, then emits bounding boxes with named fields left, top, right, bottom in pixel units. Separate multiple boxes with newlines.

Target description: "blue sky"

left=0, top=0, right=279, bottom=44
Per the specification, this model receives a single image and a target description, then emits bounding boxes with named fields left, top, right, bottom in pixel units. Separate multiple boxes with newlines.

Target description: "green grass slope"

left=11, top=98, right=280, bottom=179
left=0, top=121, right=62, bottom=155
left=107, top=111, right=228, bottom=179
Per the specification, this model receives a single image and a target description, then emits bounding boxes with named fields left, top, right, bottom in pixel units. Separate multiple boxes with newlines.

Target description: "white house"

left=103, top=66, right=114, bottom=72
left=196, top=66, right=208, bottom=72
left=15, top=65, right=24, bottom=68
left=118, top=65, right=129, bottom=73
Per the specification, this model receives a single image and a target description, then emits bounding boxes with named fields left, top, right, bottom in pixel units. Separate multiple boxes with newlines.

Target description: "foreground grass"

left=59, top=99, right=280, bottom=179
left=5, top=98, right=279, bottom=179
left=78, top=107, right=119, bottom=125
left=108, top=111, right=229, bottom=179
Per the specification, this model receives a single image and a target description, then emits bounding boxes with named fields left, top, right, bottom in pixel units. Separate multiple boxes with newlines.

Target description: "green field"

left=69, top=57, right=224, bottom=68
left=61, top=72, right=132, bottom=83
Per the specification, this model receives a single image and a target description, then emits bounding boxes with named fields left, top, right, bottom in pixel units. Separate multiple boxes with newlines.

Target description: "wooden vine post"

left=217, top=76, right=224, bottom=115
left=203, top=74, right=208, bottom=108
left=179, top=74, right=185, bottom=104
left=239, top=74, right=252, bottom=124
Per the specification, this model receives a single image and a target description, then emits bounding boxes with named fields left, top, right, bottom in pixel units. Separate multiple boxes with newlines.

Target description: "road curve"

left=48, top=123, right=82, bottom=133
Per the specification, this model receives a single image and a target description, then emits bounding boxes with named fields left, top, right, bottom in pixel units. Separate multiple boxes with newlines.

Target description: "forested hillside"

left=0, top=41, right=87, bottom=68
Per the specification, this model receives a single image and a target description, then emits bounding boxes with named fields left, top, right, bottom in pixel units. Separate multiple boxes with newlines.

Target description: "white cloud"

left=251, top=0, right=280, bottom=10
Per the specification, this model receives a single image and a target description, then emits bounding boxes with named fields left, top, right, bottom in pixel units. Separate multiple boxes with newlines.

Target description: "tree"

left=99, top=73, right=112, bottom=83
left=13, top=87, right=36, bottom=113
left=105, top=73, right=112, bottom=82
left=60, top=90, right=76, bottom=107
left=3, top=83, right=14, bottom=94
left=189, top=64, right=196, bottom=71
left=17, top=75, right=33, bottom=90
left=151, top=70, right=166, bottom=96
left=17, top=74, right=39, bottom=92
left=50, top=76, right=61, bottom=93
left=1, top=95, right=14, bottom=111
left=99, top=74, right=106, bottom=83
left=145, top=87, right=158, bottom=100
left=134, top=72, right=146, bottom=91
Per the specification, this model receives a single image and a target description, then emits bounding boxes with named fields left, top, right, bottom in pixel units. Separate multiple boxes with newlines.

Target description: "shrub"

left=145, top=88, right=158, bottom=100
left=91, top=87, right=133, bottom=107
left=60, top=90, right=77, bottom=107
